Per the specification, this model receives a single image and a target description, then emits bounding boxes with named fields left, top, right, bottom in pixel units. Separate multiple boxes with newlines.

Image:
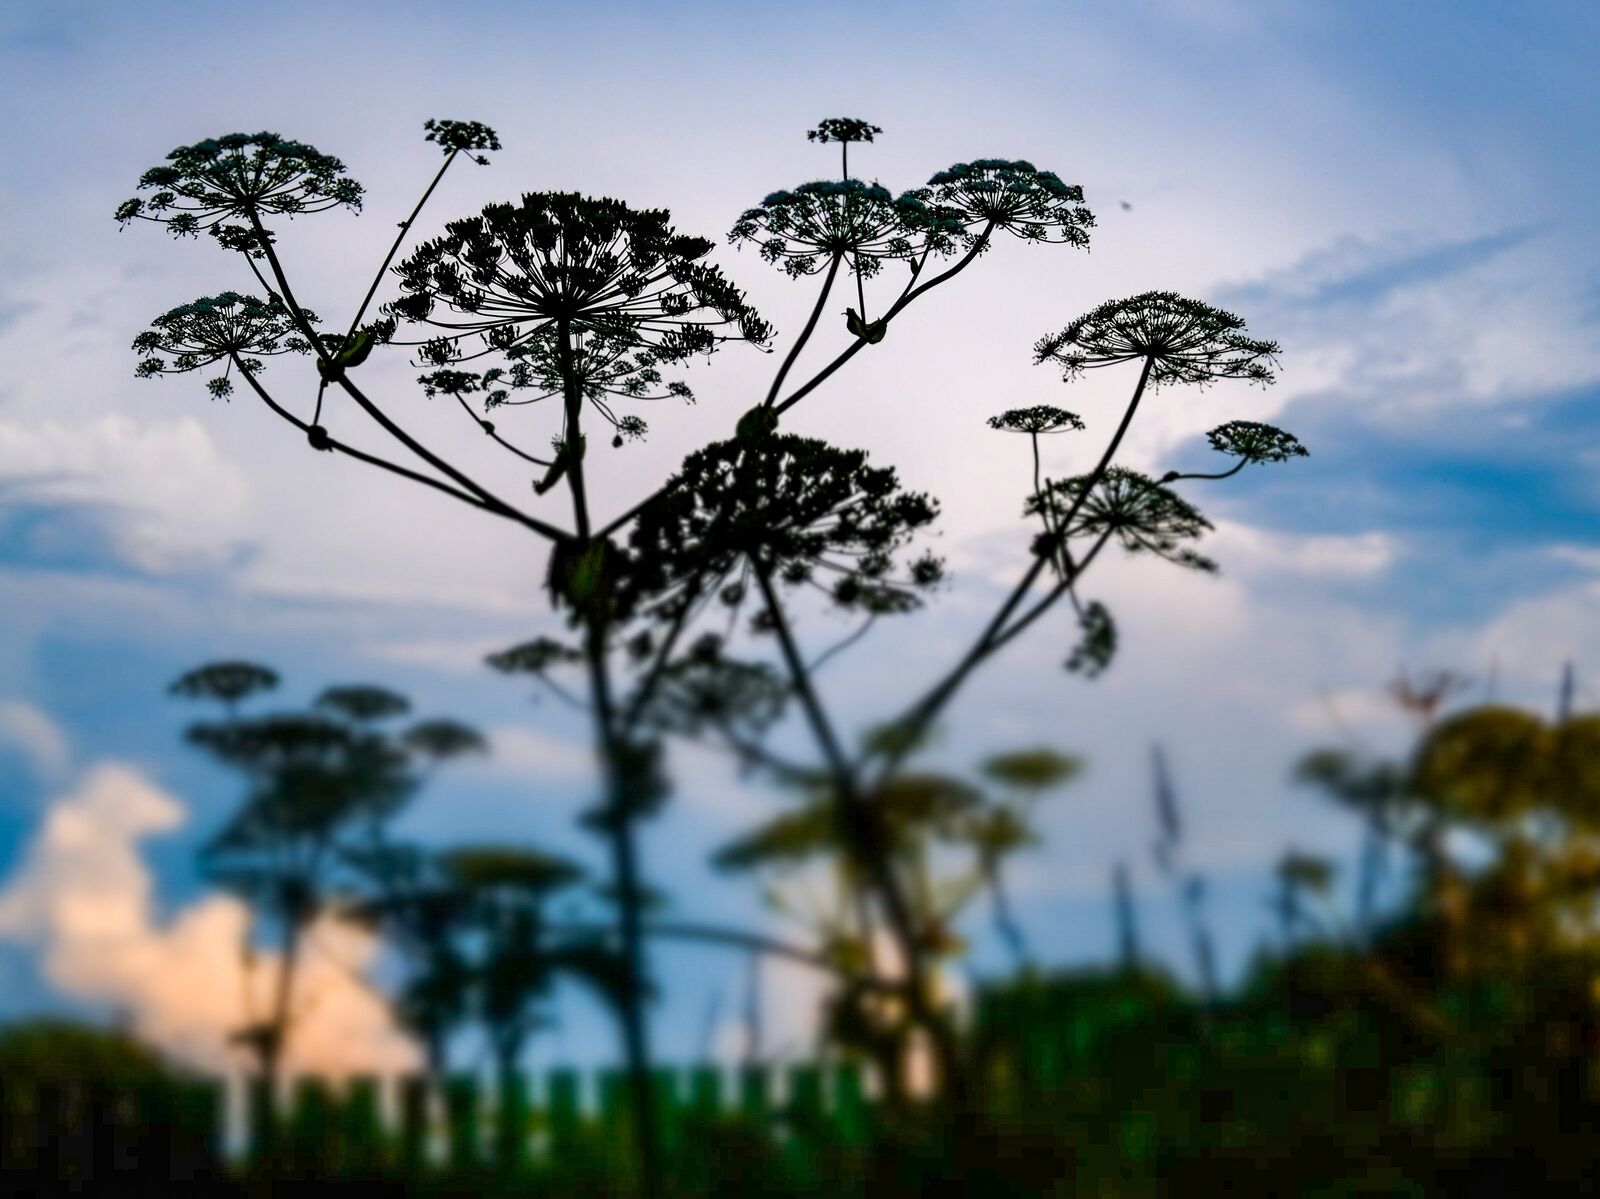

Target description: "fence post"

left=738, top=1064, right=771, bottom=1127
left=688, top=1066, right=722, bottom=1122
left=38, top=1078, right=81, bottom=1191
left=546, top=1068, right=581, bottom=1164
left=495, top=1070, right=531, bottom=1173
left=397, top=1073, right=431, bottom=1174
left=343, top=1075, right=384, bottom=1177
left=598, top=1067, right=631, bottom=1181
left=832, top=1063, right=869, bottom=1146
left=786, top=1065, right=823, bottom=1135
left=245, top=1075, right=275, bottom=1172
left=86, top=1081, right=123, bottom=1190
left=0, top=1074, right=25, bottom=1177
left=186, top=1078, right=225, bottom=1182
left=289, top=1075, right=336, bottom=1178
left=443, top=1073, right=480, bottom=1172
left=651, top=1068, right=680, bottom=1160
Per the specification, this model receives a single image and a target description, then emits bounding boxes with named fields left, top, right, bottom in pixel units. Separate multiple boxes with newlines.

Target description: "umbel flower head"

left=114, top=132, right=362, bottom=244
left=1036, top=291, right=1279, bottom=388
left=1205, top=420, right=1308, bottom=464
left=923, top=160, right=1094, bottom=246
left=730, top=181, right=964, bottom=279
left=388, top=192, right=770, bottom=431
left=806, top=118, right=883, bottom=145
left=417, top=327, right=695, bottom=444
left=623, top=434, right=944, bottom=623
left=636, top=647, right=790, bottom=740
left=1028, top=467, right=1216, bottom=571
left=132, top=292, right=316, bottom=398
left=422, top=118, right=502, bottom=164
left=986, top=405, right=1085, bottom=435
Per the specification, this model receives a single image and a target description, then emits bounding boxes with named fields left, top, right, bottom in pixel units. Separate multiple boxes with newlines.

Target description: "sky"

left=1, top=0, right=1598, bottom=1084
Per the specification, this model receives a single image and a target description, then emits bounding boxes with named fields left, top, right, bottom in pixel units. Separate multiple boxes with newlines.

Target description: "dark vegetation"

left=8, top=681, right=1597, bottom=1195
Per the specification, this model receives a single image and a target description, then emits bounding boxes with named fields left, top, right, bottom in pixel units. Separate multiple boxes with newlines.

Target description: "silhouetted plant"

left=171, top=663, right=481, bottom=1114
left=1298, top=748, right=1414, bottom=942
left=431, top=846, right=629, bottom=1104
left=622, top=434, right=944, bottom=624
left=1034, top=291, right=1278, bottom=387
left=1272, top=850, right=1338, bottom=947
left=114, top=132, right=362, bottom=240
left=120, top=112, right=1303, bottom=1177
left=1150, top=744, right=1222, bottom=1009
left=133, top=293, right=315, bottom=398
left=973, top=749, right=1082, bottom=967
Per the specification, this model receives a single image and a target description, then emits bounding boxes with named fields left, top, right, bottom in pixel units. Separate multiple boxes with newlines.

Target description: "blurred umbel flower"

left=923, top=158, right=1095, bottom=246
left=806, top=117, right=883, bottom=146
left=1035, top=291, right=1279, bottom=387
left=114, top=132, right=362, bottom=250
left=1206, top=420, right=1310, bottom=464
left=622, top=434, right=944, bottom=623
left=986, top=405, right=1085, bottom=435
left=132, top=292, right=316, bottom=398
left=1027, top=466, right=1216, bottom=571
left=421, top=118, right=502, bottom=163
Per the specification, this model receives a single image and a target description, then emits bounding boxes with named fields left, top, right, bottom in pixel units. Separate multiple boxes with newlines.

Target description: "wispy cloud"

left=0, top=700, right=70, bottom=782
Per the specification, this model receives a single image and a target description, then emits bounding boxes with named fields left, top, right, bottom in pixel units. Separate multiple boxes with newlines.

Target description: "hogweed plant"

left=704, top=745, right=1078, bottom=1105
left=169, top=665, right=483, bottom=1153
left=120, top=113, right=1305, bottom=1183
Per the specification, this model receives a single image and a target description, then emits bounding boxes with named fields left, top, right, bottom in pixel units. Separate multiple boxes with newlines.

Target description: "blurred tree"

left=173, top=665, right=482, bottom=1108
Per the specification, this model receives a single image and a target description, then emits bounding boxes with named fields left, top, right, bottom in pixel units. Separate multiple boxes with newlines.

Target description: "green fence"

left=0, top=1060, right=876, bottom=1187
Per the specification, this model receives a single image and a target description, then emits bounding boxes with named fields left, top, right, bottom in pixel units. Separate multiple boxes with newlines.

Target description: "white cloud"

left=1207, top=523, right=1398, bottom=581
left=1551, top=544, right=1600, bottom=574
left=1447, top=580, right=1600, bottom=704
left=0, top=699, right=70, bottom=780
left=0, top=415, right=251, bottom=572
left=243, top=574, right=531, bottom=616
left=0, top=764, right=418, bottom=1080
left=474, top=725, right=597, bottom=784
left=1225, top=228, right=1600, bottom=423
left=363, top=636, right=510, bottom=673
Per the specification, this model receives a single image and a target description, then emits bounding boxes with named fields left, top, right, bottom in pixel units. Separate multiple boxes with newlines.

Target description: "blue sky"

left=1, top=0, right=1598, bottom=1077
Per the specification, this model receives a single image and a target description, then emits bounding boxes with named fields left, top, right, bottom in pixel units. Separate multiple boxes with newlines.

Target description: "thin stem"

left=566, top=919, right=901, bottom=992
left=989, top=528, right=1116, bottom=654
left=232, top=355, right=522, bottom=522
left=773, top=223, right=994, bottom=416
left=345, top=149, right=459, bottom=339
left=619, top=599, right=695, bottom=735
left=763, top=252, right=843, bottom=409
left=338, top=373, right=568, bottom=538
left=753, top=564, right=854, bottom=786
left=713, top=726, right=817, bottom=785
left=867, top=356, right=1155, bottom=788
left=557, top=319, right=592, bottom=541
left=246, top=211, right=566, bottom=541
left=752, top=562, right=959, bottom=1088
left=807, top=614, right=877, bottom=675
left=580, top=620, right=660, bottom=1197
left=1164, top=459, right=1247, bottom=483
left=456, top=394, right=554, bottom=467
left=601, top=228, right=994, bottom=544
